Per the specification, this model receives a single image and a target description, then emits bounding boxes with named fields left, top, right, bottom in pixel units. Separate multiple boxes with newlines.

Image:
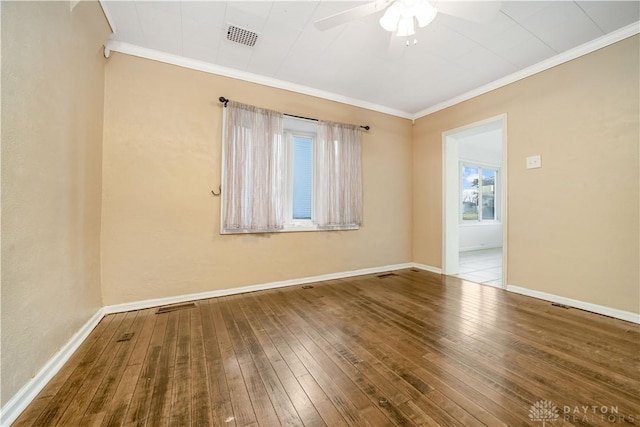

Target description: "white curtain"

left=222, top=101, right=285, bottom=233
left=314, top=121, right=363, bottom=228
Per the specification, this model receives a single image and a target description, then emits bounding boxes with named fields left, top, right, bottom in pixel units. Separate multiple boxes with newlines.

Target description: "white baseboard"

left=103, top=262, right=414, bottom=314
left=411, top=263, right=443, bottom=274
left=507, top=285, right=640, bottom=325
left=0, top=308, right=106, bottom=426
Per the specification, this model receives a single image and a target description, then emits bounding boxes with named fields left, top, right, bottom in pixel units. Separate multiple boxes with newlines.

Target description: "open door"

left=442, top=115, right=507, bottom=288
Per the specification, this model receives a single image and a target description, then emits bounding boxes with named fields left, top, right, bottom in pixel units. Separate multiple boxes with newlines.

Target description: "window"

left=221, top=101, right=362, bottom=234
left=292, top=135, right=313, bottom=220
left=461, top=163, right=498, bottom=222
left=282, top=116, right=363, bottom=231
left=284, top=116, right=317, bottom=227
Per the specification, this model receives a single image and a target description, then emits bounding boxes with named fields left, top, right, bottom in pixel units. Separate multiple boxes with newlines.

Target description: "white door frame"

left=442, top=114, right=508, bottom=288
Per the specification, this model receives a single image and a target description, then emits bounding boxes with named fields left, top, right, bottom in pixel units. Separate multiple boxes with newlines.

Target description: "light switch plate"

left=526, top=155, right=541, bottom=169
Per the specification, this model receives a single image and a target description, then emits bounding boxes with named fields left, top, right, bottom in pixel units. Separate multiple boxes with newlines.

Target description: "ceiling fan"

left=314, top=0, right=502, bottom=37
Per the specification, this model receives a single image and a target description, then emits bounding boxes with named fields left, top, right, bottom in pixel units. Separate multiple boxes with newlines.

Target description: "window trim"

left=460, top=161, right=500, bottom=224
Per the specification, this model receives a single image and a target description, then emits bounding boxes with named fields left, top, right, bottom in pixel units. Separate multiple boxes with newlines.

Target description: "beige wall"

left=413, top=36, right=640, bottom=314
left=101, top=53, right=414, bottom=305
left=1, top=1, right=110, bottom=405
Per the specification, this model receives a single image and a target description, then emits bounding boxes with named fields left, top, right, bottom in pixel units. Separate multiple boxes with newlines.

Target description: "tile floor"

left=455, top=247, right=503, bottom=287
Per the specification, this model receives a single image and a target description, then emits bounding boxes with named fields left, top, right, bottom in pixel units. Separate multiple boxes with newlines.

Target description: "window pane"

left=481, top=169, right=496, bottom=220
left=461, top=166, right=479, bottom=220
left=292, top=136, right=313, bottom=219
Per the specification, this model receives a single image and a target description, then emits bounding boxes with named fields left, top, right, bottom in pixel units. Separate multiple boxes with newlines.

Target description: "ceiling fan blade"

left=433, top=0, right=502, bottom=23
left=314, top=0, right=394, bottom=31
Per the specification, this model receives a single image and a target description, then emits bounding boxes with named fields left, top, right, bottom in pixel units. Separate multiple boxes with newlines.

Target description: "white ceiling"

left=101, top=1, right=639, bottom=117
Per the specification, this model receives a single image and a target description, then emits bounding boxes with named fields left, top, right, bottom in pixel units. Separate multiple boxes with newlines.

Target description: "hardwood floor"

left=14, top=269, right=640, bottom=426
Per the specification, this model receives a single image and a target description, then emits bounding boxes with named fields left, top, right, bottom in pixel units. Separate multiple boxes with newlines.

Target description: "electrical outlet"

left=526, top=155, right=541, bottom=169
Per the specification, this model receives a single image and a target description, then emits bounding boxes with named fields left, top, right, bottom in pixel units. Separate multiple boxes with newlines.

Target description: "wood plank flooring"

left=14, top=269, right=640, bottom=426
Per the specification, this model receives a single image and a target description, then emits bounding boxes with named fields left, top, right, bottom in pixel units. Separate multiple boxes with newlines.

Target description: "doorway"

left=442, top=115, right=507, bottom=288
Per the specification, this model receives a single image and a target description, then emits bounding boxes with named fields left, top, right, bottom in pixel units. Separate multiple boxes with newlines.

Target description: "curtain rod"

left=219, top=97, right=370, bottom=131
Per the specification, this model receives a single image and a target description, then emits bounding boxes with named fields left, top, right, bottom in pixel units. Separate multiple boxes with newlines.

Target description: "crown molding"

left=105, top=40, right=415, bottom=120
left=105, top=20, right=638, bottom=122
left=413, top=21, right=640, bottom=119
left=98, top=0, right=116, bottom=34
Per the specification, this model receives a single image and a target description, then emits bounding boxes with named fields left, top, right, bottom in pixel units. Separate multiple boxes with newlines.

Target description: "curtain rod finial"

left=219, top=97, right=229, bottom=107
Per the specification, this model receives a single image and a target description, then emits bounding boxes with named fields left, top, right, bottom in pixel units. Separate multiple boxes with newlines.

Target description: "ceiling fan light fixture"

left=396, top=16, right=415, bottom=36
left=415, top=1, right=437, bottom=27
left=379, top=0, right=437, bottom=36
left=380, top=3, right=401, bottom=32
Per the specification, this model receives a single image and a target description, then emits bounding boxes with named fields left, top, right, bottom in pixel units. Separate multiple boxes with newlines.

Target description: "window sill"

left=459, top=221, right=502, bottom=227
left=221, top=223, right=360, bottom=234
left=282, top=224, right=359, bottom=233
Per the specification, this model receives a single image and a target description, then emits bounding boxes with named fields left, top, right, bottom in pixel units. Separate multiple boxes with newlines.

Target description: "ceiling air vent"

left=227, top=25, right=258, bottom=47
